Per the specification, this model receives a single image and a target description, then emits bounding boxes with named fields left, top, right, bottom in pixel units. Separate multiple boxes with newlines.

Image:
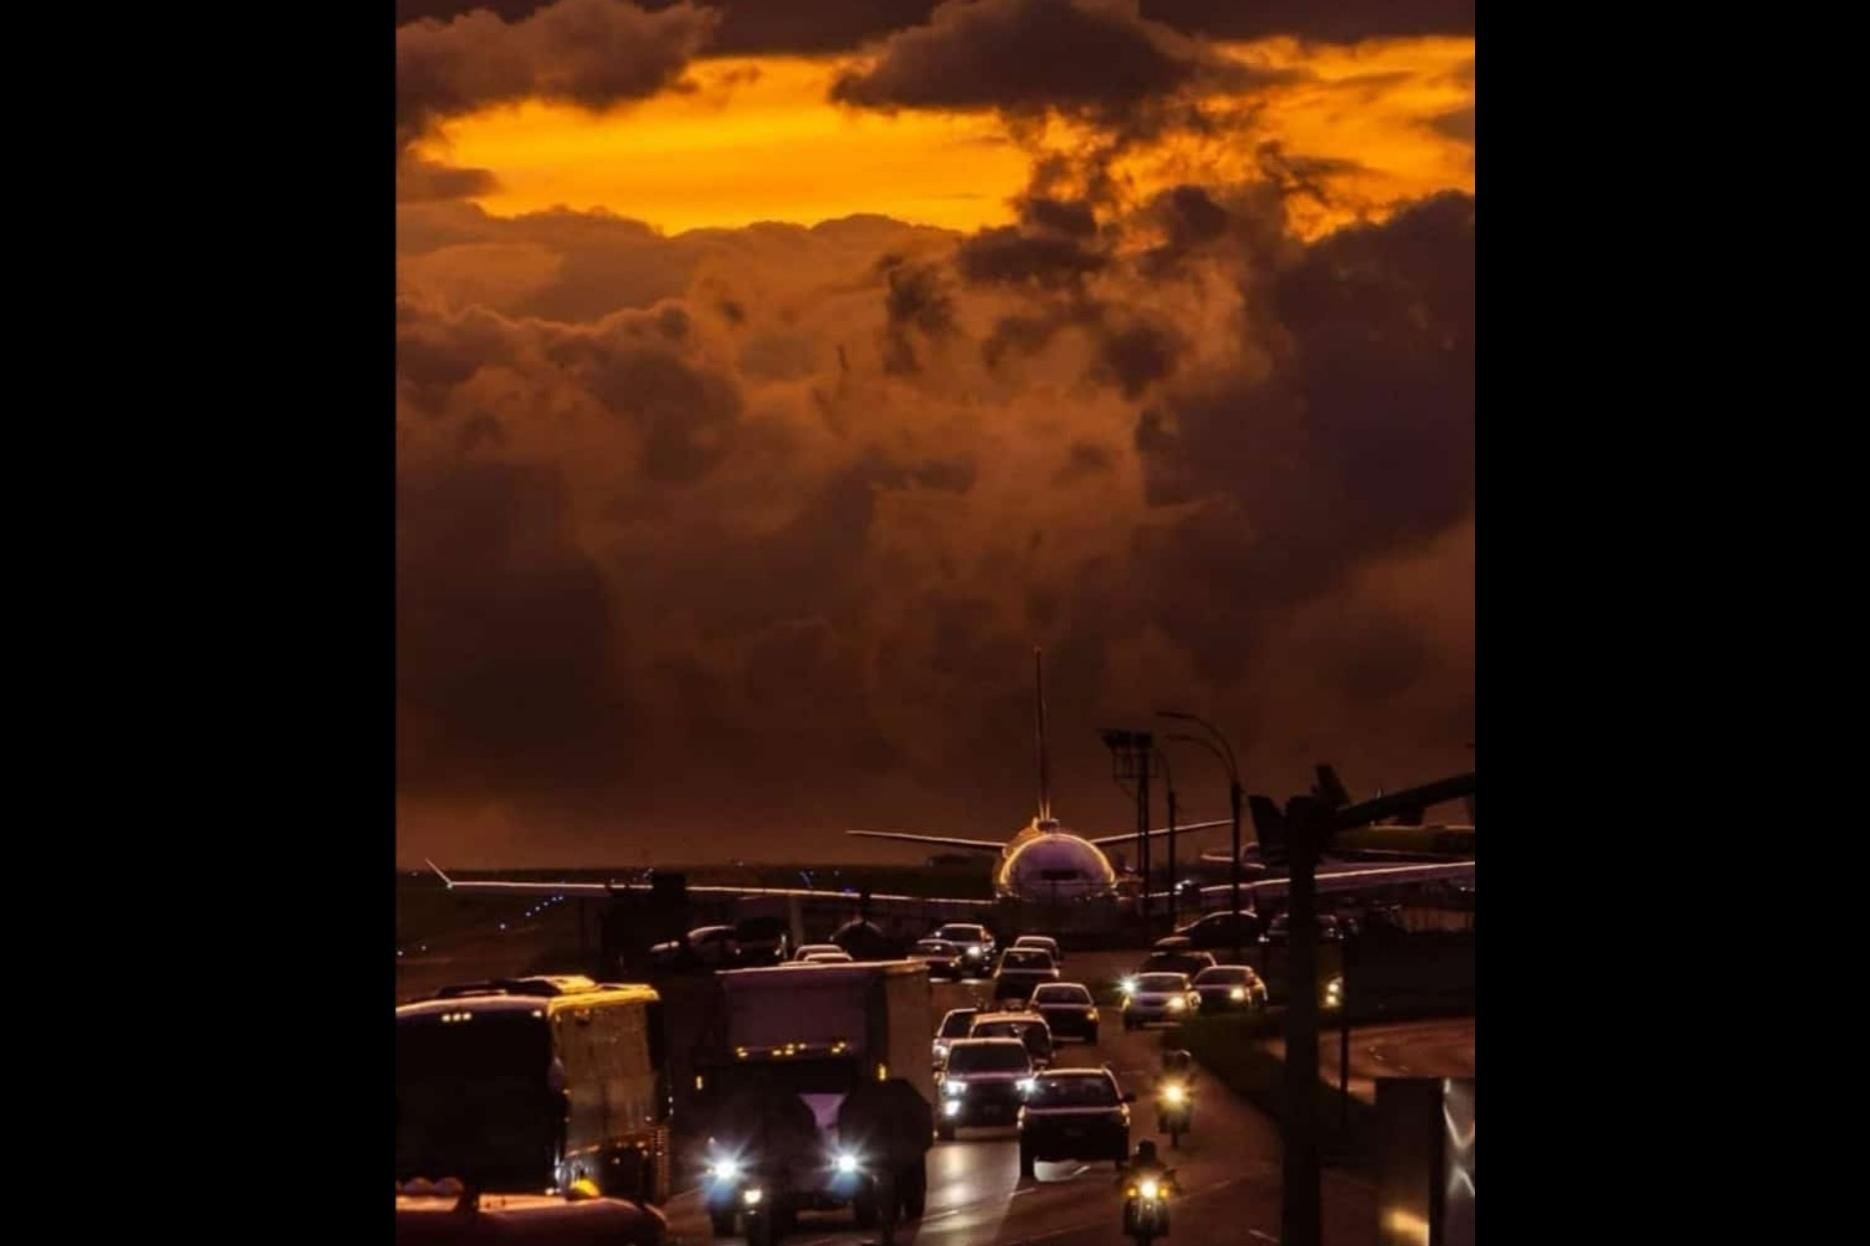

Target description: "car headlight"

left=1161, top=1083, right=1186, bottom=1105
left=1120, top=977, right=1138, bottom=994
left=1230, top=986, right=1246, bottom=1001
left=1017, top=1078, right=1037, bottom=1095
left=708, top=1157, right=742, bottom=1182
left=1139, top=1179, right=1160, bottom=1200
left=934, top=1041, right=949, bottom=1059
left=943, top=1078, right=965, bottom=1096
left=834, top=1152, right=860, bottom=1175
left=967, top=947, right=983, bottom=958
left=943, top=1099, right=962, bottom=1118
left=742, top=1188, right=763, bottom=1207
left=1167, top=996, right=1185, bottom=1011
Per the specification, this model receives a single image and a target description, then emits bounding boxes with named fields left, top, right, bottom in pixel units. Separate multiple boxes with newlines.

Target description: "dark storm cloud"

left=400, top=1, right=1474, bottom=49
left=956, top=226, right=1108, bottom=289
left=397, top=154, right=501, bottom=202
left=879, top=256, right=957, bottom=374
left=395, top=0, right=717, bottom=145
left=1429, top=104, right=1475, bottom=145
left=829, top=0, right=1265, bottom=124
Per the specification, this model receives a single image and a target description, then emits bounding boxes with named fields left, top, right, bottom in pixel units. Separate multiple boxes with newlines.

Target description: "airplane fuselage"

left=993, top=817, right=1122, bottom=903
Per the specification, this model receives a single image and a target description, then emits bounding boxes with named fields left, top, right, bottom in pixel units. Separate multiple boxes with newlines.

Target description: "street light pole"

left=1154, top=746, right=1177, bottom=928
left=1160, top=711, right=1244, bottom=962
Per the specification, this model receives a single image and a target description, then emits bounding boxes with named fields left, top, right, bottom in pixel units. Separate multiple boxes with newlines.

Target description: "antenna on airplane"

left=1034, top=646, right=1052, bottom=822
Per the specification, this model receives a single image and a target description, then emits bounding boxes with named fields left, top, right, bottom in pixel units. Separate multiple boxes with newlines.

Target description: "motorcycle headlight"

left=943, top=1099, right=962, bottom=1118
left=708, top=1157, right=742, bottom=1182
left=1140, top=1179, right=1160, bottom=1200
left=834, top=1152, right=860, bottom=1175
left=1161, top=1083, right=1186, bottom=1104
left=742, top=1188, right=763, bottom=1207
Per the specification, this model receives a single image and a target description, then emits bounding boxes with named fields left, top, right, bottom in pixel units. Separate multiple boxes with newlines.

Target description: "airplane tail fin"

left=1312, top=764, right=1351, bottom=809
left=1247, top=795, right=1288, bottom=867
left=1034, top=647, right=1051, bottom=821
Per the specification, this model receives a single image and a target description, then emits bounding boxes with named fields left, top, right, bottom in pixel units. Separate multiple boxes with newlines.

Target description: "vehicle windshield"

left=915, top=941, right=956, bottom=955
left=944, top=1042, right=1031, bottom=1074
left=973, top=1021, right=1049, bottom=1050
left=1136, top=974, right=1189, bottom=991
left=937, top=925, right=984, bottom=942
left=1000, top=950, right=1052, bottom=969
left=1015, top=938, right=1054, bottom=950
left=1194, top=967, right=1248, bottom=985
left=938, top=1010, right=979, bottom=1038
left=396, top=1011, right=555, bottom=1187
left=1033, top=985, right=1091, bottom=1004
left=1027, top=1075, right=1118, bottom=1107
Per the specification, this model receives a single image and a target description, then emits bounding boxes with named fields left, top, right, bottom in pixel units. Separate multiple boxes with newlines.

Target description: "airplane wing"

left=1084, top=819, right=1229, bottom=849
left=844, top=830, right=1008, bottom=854
left=1189, top=859, right=1473, bottom=902
left=426, top=861, right=995, bottom=909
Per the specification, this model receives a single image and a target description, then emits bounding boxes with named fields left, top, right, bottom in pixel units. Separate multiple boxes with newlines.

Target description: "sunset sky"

left=395, top=0, right=1476, bottom=866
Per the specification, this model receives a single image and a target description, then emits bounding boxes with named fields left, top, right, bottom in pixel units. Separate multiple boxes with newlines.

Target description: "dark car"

left=1172, top=909, right=1263, bottom=950
left=911, top=938, right=965, bottom=981
left=1028, top=982, right=1099, bottom=1042
left=969, top=1011, right=1054, bottom=1069
left=830, top=918, right=891, bottom=960
left=992, top=948, right=1061, bottom=1001
left=1017, top=1068, right=1133, bottom=1176
left=648, top=924, right=740, bottom=969
left=1151, top=935, right=1193, bottom=953
left=1191, top=964, right=1267, bottom=1012
left=1136, top=949, right=1217, bottom=978
left=937, top=1038, right=1033, bottom=1138
left=732, top=915, right=789, bottom=965
left=1262, top=913, right=1342, bottom=945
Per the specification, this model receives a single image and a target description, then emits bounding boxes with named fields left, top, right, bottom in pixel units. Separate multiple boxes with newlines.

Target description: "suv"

left=911, top=938, right=965, bottom=981
left=991, top=948, right=1060, bottom=1001
left=938, top=1038, right=1033, bottom=1138
left=931, top=923, right=996, bottom=972
left=969, top=1011, right=1054, bottom=1069
left=1017, top=1068, right=1133, bottom=1177
left=732, top=915, right=789, bottom=965
left=1028, top=982, right=1098, bottom=1042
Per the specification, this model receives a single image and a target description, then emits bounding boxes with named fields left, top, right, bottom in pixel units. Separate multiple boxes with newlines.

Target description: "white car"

left=1120, top=971, right=1199, bottom=1030
left=793, top=943, right=844, bottom=961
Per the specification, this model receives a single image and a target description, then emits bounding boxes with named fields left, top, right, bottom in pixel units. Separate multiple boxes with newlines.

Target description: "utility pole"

left=1282, top=794, right=1325, bottom=1246
left=1160, top=712, right=1245, bottom=961
left=1100, top=729, right=1156, bottom=931
left=1159, top=749, right=1178, bottom=928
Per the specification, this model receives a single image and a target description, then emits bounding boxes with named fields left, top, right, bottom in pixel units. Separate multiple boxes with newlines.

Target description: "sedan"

left=1011, top=934, right=1063, bottom=966
left=1028, top=982, right=1099, bottom=1042
left=969, top=1012, right=1055, bottom=1069
left=910, top=938, right=965, bottom=981
left=1172, top=910, right=1263, bottom=950
left=1191, top=964, right=1267, bottom=1012
left=1121, top=972, right=1199, bottom=1030
left=991, top=948, right=1061, bottom=1002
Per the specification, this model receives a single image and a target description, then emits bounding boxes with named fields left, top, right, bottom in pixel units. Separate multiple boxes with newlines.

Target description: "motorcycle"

left=1156, top=1080, right=1192, bottom=1148
left=1123, top=1170, right=1176, bottom=1244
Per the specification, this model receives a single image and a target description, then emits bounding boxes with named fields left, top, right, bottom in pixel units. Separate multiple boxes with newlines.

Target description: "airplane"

left=1189, top=764, right=1474, bottom=903
left=424, top=649, right=1229, bottom=914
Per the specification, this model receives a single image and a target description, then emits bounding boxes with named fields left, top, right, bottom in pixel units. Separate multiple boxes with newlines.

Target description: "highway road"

left=660, top=949, right=1379, bottom=1246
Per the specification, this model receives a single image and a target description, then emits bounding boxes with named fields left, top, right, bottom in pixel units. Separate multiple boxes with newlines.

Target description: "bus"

left=396, top=976, right=671, bottom=1202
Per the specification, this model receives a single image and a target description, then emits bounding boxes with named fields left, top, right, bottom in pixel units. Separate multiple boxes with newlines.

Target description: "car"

left=801, top=950, right=853, bottom=964
left=910, top=938, right=965, bottom=981
left=1011, top=934, right=1063, bottom=966
left=933, top=1007, right=981, bottom=1068
left=968, top=1011, right=1054, bottom=1069
left=937, top=1038, right=1034, bottom=1138
left=1172, top=909, right=1263, bottom=950
left=1028, top=982, right=1099, bottom=1042
left=1151, top=935, right=1193, bottom=953
left=793, top=943, right=844, bottom=961
left=1191, top=964, right=1267, bottom=1012
left=930, top=923, right=996, bottom=972
left=1017, top=1068, right=1133, bottom=1177
left=731, top=915, right=789, bottom=965
left=829, top=918, right=891, bottom=960
left=991, top=947, right=1061, bottom=1001
left=1120, top=972, right=1199, bottom=1030
left=1136, top=949, right=1217, bottom=978
left=648, top=924, right=741, bottom=969
left=1262, top=913, right=1343, bottom=945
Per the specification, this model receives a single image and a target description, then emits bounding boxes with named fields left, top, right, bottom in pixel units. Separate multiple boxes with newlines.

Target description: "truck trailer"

left=694, top=961, right=934, bottom=1244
